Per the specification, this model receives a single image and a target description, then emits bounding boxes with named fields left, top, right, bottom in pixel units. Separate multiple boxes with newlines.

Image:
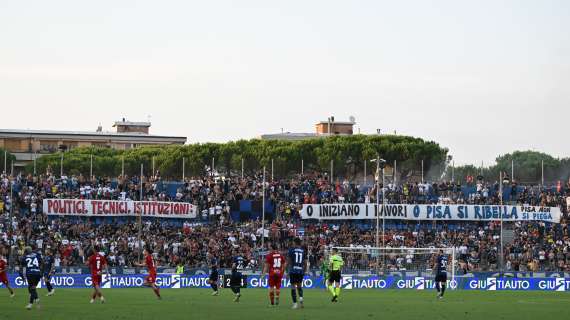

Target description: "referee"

left=327, top=248, right=344, bottom=303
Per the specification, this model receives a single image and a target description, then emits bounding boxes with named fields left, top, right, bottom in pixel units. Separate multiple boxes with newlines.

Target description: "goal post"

left=325, top=246, right=456, bottom=284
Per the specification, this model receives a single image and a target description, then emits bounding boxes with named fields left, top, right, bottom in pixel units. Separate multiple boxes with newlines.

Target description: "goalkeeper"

left=320, top=258, right=329, bottom=291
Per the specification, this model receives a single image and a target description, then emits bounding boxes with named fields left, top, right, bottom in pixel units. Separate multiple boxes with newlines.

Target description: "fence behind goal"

left=326, top=247, right=456, bottom=283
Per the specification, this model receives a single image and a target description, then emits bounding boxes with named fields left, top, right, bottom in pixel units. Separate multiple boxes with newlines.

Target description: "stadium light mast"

left=511, top=159, right=514, bottom=182
left=393, top=160, right=397, bottom=185
left=8, top=171, right=14, bottom=266
left=330, top=160, right=333, bottom=184
left=60, top=151, right=64, bottom=177
left=33, top=151, right=37, bottom=176
left=138, top=163, right=144, bottom=263
left=375, top=157, right=380, bottom=249
left=499, top=171, right=505, bottom=274
left=372, top=157, right=386, bottom=273
left=381, top=161, right=386, bottom=272
left=541, top=160, right=544, bottom=186
left=421, top=159, right=424, bottom=183
left=182, top=157, right=186, bottom=181
left=363, top=160, right=367, bottom=186
left=261, top=166, right=266, bottom=249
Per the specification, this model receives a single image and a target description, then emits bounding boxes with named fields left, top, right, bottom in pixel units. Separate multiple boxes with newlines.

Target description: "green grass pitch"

left=0, top=288, right=567, bottom=320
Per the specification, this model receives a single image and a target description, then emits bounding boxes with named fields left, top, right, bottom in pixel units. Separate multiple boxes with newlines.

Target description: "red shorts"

left=0, top=273, right=7, bottom=285
left=268, top=273, right=283, bottom=289
left=92, top=274, right=102, bottom=287
left=145, top=272, right=156, bottom=284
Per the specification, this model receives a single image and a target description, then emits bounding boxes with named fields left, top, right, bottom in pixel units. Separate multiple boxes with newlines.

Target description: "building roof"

left=315, top=121, right=355, bottom=126
left=259, top=132, right=318, bottom=140
left=0, top=128, right=186, bottom=142
left=113, top=121, right=151, bottom=127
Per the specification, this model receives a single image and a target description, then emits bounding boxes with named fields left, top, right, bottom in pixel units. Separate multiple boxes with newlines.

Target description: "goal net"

left=325, top=247, right=456, bottom=283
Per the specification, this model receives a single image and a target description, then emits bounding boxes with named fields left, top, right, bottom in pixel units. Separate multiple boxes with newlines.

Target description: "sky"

left=0, top=0, right=568, bottom=165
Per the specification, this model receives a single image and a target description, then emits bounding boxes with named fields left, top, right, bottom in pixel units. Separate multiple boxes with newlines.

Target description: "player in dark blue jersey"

left=230, top=253, right=245, bottom=302
left=20, top=245, right=43, bottom=310
left=43, top=249, right=55, bottom=296
left=434, top=250, right=448, bottom=299
left=207, top=255, right=220, bottom=296
left=288, top=238, right=307, bottom=309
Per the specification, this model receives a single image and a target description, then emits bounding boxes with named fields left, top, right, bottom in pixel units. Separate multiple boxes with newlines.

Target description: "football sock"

left=92, top=292, right=97, bottom=299
left=269, top=291, right=275, bottom=305
left=153, top=287, right=161, bottom=298
left=436, top=282, right=441, bottom=293
left=276, top=289, right=280, bottom=303
left=328, top=285, right=335, bottom=296
left=335, top=287, right=341, bottom=297
left=291, top=289, right=297, bottom=303
left=30, top=288, right=38, bottom=303
left=441, top=284, right=446, bottom=296
left=46, top=282, right=53, bottom=293
left=298, top=288, right=303, bottom=299
left=211, top=283, right=218, bottom=292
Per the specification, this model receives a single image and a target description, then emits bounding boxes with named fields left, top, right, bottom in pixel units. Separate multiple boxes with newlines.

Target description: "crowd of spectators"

left=1, top=171, right=569, bottom=274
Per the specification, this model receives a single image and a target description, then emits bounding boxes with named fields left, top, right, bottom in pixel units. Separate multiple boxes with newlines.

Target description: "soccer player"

left=320, top=257, right=329, bottom=292
left=21, top=246, right=42, bottom=310
left=43, top=249, right=55, bottom=296
left=288, top=238, right=306, bottom=309
left=207, top=255, right=220, bottom=296
left=135, top=247, right=161, bottom=300
left=87, top=247, right=108, bottom=304
left=0, top=254, right=15, bottom=298
left=262, top=243, right=285, bottom=306
left=230, top=253, right=245, bottom=302
left=434, top=250, right=448, bottom=299
left=328, top=247, right=343, bottom=303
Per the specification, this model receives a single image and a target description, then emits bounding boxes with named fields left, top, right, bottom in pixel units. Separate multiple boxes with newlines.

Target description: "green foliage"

left=449, top=151, right=570, bottom=184
left=0, top=148, right=16, bottom=173
left=25, top=135, right=448, bottom=180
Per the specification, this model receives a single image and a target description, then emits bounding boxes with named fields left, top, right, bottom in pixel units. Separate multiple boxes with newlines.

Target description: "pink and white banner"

left=43, top=199, right=197, bottom=219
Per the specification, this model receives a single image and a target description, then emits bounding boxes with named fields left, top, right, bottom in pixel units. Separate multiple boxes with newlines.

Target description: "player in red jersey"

left=262, top=243, right=286, bottom=306
left=0, top=254, right=15, bottom=298
left=135, top=247, right=161, bottom=299
left=87, top=247, right=108, bottom=304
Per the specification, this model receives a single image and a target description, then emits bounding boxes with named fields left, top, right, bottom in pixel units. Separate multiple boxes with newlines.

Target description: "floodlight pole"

left=261, top=166, right=266, bottom=249
left=374, top=156, right=382, bottom=273
left=8, top=174, right=14, bottom=266
left=382, top=165, right=386, bottom=272
left=182, top=157, right=186, bottom=181
left=499, top=171, right=504, bottom=275
left=138, top=164, right=144, bottom=262
left=364, top=160, right=367, bottom=186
